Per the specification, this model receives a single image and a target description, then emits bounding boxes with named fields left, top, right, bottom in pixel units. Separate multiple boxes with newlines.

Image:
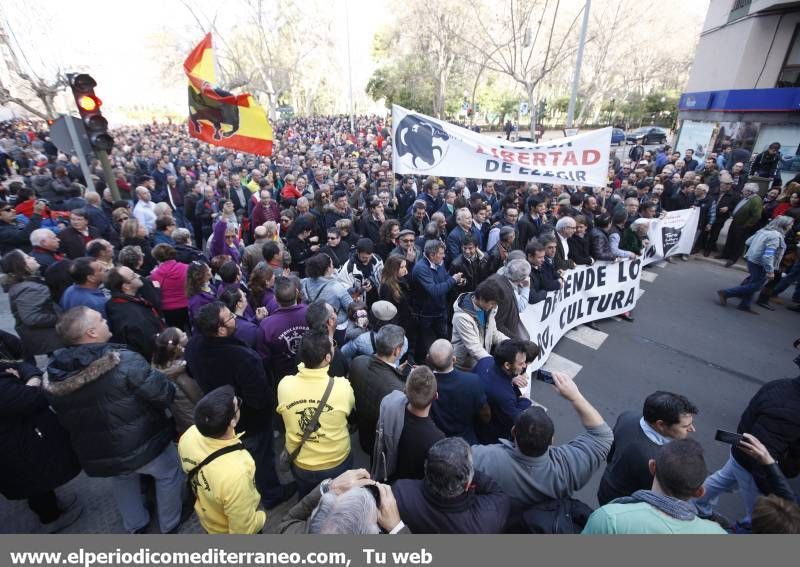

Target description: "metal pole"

left=62, top=113, right=96, bottom=194
left=344, top=0, right=355, bottom=135
left=566, top=0, right=591, bottom=129
left=97, top=150, right=120, bottom=201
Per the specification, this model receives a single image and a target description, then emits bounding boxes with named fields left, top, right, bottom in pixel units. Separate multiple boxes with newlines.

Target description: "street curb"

left=692, top=254, right=749, bottom=273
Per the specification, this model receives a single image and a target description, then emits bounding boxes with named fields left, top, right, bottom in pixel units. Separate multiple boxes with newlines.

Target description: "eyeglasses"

left=327, top=236, right=339, bottom=240
left=220, top=313, right=236, bottom=327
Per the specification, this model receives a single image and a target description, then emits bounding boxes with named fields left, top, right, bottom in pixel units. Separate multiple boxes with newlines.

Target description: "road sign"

left=50, top=115, right=93, bottom=157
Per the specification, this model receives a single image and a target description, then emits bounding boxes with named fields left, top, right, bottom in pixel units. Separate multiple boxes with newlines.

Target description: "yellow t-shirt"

left=276, top=364, right=355, bottom=471
left=178, top=426, right=266, bottom=534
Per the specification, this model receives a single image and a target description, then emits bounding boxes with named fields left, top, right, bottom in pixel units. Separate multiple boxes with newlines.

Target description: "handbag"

left=279, top=376, right=335, bottom=468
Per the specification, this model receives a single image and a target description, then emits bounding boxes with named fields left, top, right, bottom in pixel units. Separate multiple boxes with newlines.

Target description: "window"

left=728, top=0, right=751, bottom=22
left=777, top=25, right=800, bottom=88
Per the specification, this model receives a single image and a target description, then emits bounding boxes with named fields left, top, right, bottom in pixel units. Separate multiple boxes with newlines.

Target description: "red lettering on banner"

left=562, top=151, right=578, bottom=166
left=532, top=152, right=547, bottom=166
left=500, top=150, right=515, bottom=163
left=476, top=146, right=487, bottom=154
left=518, top=152, right=530, bottom=165
left=582, top=149, right=601, bottom=165
left=549, top=152, right=561, bottom=166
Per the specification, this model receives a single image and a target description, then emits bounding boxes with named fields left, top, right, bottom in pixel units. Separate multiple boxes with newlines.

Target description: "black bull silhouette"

left=394, top=115, right=450, bottom=167
left=188, top=85, right=240, bottom=140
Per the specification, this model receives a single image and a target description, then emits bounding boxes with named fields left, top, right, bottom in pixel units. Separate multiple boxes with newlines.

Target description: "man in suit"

left=717, top=183, right=763, bottom=267
left=554, top=217, right=577, bottom=272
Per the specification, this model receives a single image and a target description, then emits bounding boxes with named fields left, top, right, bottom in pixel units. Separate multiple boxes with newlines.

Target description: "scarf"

left=614, top=490, right=696, bottom=521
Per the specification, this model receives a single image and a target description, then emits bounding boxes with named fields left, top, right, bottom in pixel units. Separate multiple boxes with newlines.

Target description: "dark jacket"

left=0, top=214, right=42, bottom=255
left=473, top=356, right=531, bottom=443
left=106, top=292, right=165, bottom=362
left=348, top=355, right=405, bottom=455
left=393, top=470, right=510, bottom=534
left=185, top=334, right=273, bottom=435
left=174, top=243, right=207, bottom=265
left=711, top=192, right=740, bottom=225
left=4, top=277, right=63, bottom=355
left=0, top=335, right=80, bottom=499
left=554, top=236, right=575, bottom=272
left=528, top=265, right=560, bottom=304
left=449, top=250, right=490, bottom=295
left=487, top=274, right=528, bottom=340
left=597, top=411, right=660, bottom=505
left=411, top=257, right=455, bottom=318
left=568, top=234, right=593, bottom=266
left=30, top=247, right=63, bottom=272
left=45, top=344, right=175, bottom=477
left=58, top=226, right=101, bottom=259
left=732, top=376, right=800, bottom=494
left=589, top=228, right=616, bottom=261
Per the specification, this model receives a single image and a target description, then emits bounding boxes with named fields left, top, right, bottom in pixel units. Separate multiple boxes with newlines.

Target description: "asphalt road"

left=534, top=257, right=800, bottom=520
left=1, top=256, right=797, bottom=531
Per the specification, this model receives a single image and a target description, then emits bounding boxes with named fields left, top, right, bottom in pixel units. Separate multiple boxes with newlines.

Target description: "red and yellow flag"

left=183, top=33, right=273, bottom=156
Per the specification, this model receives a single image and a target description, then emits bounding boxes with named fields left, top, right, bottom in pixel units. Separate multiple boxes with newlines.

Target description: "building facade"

left=676, top=0, right=800, bottom=186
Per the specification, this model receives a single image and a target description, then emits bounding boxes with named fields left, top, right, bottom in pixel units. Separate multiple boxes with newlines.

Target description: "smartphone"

left=715, top=430, right=744, bottom=445
left=364, top=483, right=381, bottom=508
left=534, top=369, right=555, bottom=385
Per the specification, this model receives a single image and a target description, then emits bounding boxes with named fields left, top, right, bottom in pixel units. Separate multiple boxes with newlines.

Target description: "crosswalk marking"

left=542, top=352, right=583, bottom=378
left=565, top=325, right=608, bottom=350
left=638, top=288, right=646, bottom=298
left=653, top=261, right=668, bottom=268
left=641, top=270, right=658, bottom=282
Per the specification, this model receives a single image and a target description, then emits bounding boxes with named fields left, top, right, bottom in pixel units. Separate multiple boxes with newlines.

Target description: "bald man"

left=427, top=339, right=490, bottom=443
left=242, top=225, right=271, bottom=276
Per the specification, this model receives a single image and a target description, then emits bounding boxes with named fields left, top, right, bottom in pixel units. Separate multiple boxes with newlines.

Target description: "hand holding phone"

left=714, top=429, right=744, bottom=446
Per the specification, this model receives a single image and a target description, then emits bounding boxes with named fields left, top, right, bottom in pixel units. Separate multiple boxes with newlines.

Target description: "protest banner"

left=520, top=208, right=699, bottom=374
left=522, top=258, right=643, bottom=372
left=642, top=207, right=701, bottom=265
left=391, top=104, right=612, bottom=187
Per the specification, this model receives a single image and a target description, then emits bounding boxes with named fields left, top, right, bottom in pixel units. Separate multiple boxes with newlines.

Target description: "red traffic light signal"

left=68, top=73, right=114, bottom=152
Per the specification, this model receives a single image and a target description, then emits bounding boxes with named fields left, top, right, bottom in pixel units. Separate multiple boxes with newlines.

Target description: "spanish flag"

left=183, top=33, right=273, bottom=156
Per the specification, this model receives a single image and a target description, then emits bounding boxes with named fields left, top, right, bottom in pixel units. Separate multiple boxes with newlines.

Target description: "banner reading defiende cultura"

left=523, top=208, right=700, bottom=372
left=391, top=105, right=613, bottom=188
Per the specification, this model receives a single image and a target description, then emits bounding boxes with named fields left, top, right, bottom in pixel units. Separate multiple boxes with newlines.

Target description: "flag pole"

left=345, top=0, right=355, bottom=136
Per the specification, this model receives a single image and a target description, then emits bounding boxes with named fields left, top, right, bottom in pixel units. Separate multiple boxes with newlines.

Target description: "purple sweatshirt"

left=256, top=303, right=309, bottom=381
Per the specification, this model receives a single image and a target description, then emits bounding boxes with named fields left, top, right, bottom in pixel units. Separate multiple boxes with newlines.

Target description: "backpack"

left=521, top=497, right=594, bottom=534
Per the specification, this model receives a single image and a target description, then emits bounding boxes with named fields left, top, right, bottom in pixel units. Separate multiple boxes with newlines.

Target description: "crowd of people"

left=0, top=115, right=798, bottom=535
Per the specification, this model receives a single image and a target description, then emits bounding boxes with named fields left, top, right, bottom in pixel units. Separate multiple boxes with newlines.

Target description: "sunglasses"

left=327, top=236, right=339, bottom=240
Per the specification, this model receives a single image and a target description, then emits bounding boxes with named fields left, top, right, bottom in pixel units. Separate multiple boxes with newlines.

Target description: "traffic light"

left=68, top=73, right=114, bottom=152
left=538, top=99, right=547, bottom=119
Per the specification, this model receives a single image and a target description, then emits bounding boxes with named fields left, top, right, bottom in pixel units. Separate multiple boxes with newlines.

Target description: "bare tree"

left=0, top=8, right=67, bottom=120
left=457, top=0, right=587, bottom=137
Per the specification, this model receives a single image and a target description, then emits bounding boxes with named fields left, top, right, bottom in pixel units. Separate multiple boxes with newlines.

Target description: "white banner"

left=642, top=207, right=701, bottom=265
left=522, top=258, right=643, bottom=372
left=391, top=105, right=612, bottom=187
left=521, top=208, right=699, bottom=373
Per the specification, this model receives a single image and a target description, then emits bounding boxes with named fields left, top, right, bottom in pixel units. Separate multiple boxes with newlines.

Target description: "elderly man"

left=446, top=208, right=483, bottom=261
left=251, top=189, right=281, bottom=226
left=241, top=225, right=270, bottom=276
left=29, top=228, right=63, bottom=271
left=554, top=217, right=577, bottom=271
left=393, top=437, right=510, bottom=533
left=703, top=172, right=740, bottom=256
left=487, top=258, right=531, bottom=340
left=717, top=183, right=763, bottom=267
left=132, top=186, right=157, bottom=233
left=411, top=240, right=464, bottom=358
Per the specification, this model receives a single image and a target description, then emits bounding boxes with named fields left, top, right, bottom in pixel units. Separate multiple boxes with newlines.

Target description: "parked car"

left=625, top=126, right=668, bottom=145
left=611, top=128, right=626, bottom=145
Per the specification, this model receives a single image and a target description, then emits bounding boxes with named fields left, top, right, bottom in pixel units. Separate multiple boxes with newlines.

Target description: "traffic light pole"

left=61, top=113, right=96, bottom=194
left=97, top=150, right=120, bottom=201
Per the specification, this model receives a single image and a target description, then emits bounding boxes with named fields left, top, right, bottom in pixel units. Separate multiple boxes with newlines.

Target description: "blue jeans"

left=110, top=443, right=184, bottom=533
left=241, top=430, right=284, bottom=506
left=722, top=261, right=767, bottom=309
left=291, top=452, right=354, bottom=498
left=772, top=260, right=800, bottom=302
left=694, top=454, right=761, bottom=525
